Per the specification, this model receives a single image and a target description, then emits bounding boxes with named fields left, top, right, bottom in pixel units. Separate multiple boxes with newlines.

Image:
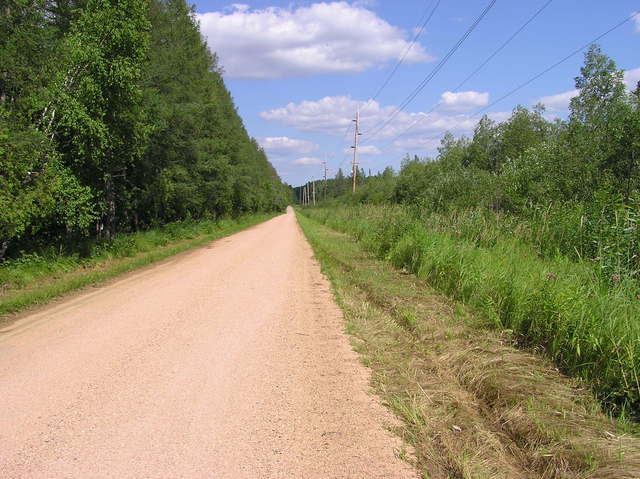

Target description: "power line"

left=365, top=0, right=497, bottom=138
left=364, top=0, right=498, bottom=141
left=331, top=1, right=441, bottom=175
left=473, top=11, right=638, bottom=116
left=360, top=0, right=441, bottom=116
left=451, top=0, right=553, bottom=93
left=383, top=0, right=554, bottom=146
left=306, top=8, right=637, bottom=187
left=385, top=9, right=636, bottom=152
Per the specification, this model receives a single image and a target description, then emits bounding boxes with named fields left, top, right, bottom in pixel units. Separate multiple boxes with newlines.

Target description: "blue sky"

left=192, top=1, right=640, bottom=186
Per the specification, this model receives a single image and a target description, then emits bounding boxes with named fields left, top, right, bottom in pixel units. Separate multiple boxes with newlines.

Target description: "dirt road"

left=0, top=208, right=415, bottom=478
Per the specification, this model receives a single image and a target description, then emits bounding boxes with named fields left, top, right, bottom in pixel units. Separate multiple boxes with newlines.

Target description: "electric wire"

left=331, top=0, right=442, bottom=174
left=473, top=11, right=638, bottom=117
left=382, top=0, right=554, bottom=147
left=359, top=0, right=441, bottom=116
left=383, top=10, right=637, bottom=152
left=363, top=0, right=498, bottom=141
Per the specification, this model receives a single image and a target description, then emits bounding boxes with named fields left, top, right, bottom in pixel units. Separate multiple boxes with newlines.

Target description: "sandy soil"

left=0, top=208, right=416, bottom=478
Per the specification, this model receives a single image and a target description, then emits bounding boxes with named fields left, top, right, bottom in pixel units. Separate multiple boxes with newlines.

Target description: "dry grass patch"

left=298, top=213, right=640, bottom=479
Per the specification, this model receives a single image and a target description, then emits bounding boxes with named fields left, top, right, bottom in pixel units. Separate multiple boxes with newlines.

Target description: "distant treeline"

left=305, top=45, right=640, bottom=277
left=1, top=0, right=291, bottom=260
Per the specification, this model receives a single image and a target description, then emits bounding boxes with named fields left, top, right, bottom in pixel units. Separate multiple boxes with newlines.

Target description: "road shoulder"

left=297, top=211, right=640, bottom=479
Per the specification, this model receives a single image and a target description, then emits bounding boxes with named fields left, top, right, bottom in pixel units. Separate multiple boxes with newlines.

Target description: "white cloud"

left=259, top=137, right=319, bottom=159
left=261, top=96, right=357, bottom=135
left=393, top=136, right=442, bottom=153
left=227, top=3, right=249, bottom=13
left=292, top=157, right=323, bottom=166
left=358, top=145, right=383, bottom=155
left=625, top=67, right=640, bottom=90
left=260, top=95, right=479, bottom=140
left=437, top=91, right=489, bottom=112
left=633, top=11, right=640, bottom=33
left=197, top=2, right=433, bottom=79
left=536, top=67, right=640, bottom=112
left=537, top=89, right=579, bottom=111
left=486, top=111, right=512, bottom=123
left=343, top=144, right=382, bottom=155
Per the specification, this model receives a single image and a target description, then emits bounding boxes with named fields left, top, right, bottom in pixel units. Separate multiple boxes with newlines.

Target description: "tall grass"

left=1, top=218, right=233, bottom=289
left=0, top=214, right=275, bottom=315
left=302, top=205, right=640, bottom=418
left=413, top=197, right=640, bottom=280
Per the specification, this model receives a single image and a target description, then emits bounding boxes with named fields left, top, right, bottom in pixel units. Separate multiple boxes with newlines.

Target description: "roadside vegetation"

left=0, top=213, right=274, bottom=319
left=298, top=213, right=640, bottom=479
left=1, top=1, right=291, bottom=313
left=1, top=0, right=291, bottom=264
left=297, top=46, right=640, bottom=419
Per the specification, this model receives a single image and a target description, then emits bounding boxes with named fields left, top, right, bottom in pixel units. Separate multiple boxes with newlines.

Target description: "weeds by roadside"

left=301, top=205, right=640, bottom=420
left=297, top=212, right=640, bottom=479
left=0, top=214, right=275, bottom=319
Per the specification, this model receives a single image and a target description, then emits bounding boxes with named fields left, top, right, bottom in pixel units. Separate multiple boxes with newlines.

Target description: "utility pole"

left=322, top=160, right=328, bottom=201
left=351, top=109, right=361, bottom=194
left=312, top=181, right=316, bottom=206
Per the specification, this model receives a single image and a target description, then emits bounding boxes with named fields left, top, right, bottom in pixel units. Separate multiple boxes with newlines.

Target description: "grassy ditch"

left=297, top=212, right=640, bottom=479
left=301, top=205, right=640, bottom=420
left=0, top=213, right=276, bottom=319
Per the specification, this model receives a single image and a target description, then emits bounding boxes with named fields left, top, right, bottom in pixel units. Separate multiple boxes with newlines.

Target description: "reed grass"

left=301, top=205, right=640, bottom=418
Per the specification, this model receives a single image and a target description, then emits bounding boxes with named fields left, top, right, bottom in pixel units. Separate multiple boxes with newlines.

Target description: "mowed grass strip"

left=297, top=212, right=640, bottom=479
left=302, top=205, right=640, bottom=419
left=0, top=213, right=276, bottom=320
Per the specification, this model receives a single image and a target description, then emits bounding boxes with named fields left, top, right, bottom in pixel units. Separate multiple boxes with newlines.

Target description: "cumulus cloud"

left=536, top=67, right=640, bottom=112
left=437, top=91, right=489, bottom=112
left=259, top=137, right=319, bottom=159
left=292, top=157, right=323, bottom=166
left=261, top=96, right=358, bottom=135
left=260, top=95, right=479, bottom=140
left=625, top=67, right=640, bottom=90
left=226, top=3, right=250, bottom=13
left=537, top=89, right=579, bottom=112
left=392, top=136, right=442, bottom=152
left=197, top=2, right=433, bottom=79
left=343, top=144, right=382, bottom=155
left=358, top=145, right=383, bottom=155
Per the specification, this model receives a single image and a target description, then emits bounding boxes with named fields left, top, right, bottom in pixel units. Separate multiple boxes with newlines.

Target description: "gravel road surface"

left=0, top=208, right=415, bottom=478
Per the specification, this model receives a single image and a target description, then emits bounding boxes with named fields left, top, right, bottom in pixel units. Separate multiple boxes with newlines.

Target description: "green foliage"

left=0, top=212, right=274, bottom=316
left=302, top=205, right=640, bottom=417
left=0, top=0, right=290, bottom=261
left=135, top=0, right=289, bottom=225
left=0, top=114, right=55, bottom=244
left=299, top=45, right=640, bottom=418
left=310, top=45, right=639, bottom=277
left=0, top=110, right=95, bottom=255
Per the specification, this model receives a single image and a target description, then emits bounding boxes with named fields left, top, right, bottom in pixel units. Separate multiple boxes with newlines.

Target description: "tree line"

left=1, top=0, right=291, bottom=260
left=307, top=45, right=640, bottom=275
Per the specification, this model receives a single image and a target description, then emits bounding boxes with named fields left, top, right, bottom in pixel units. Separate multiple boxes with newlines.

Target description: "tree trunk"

left=0, top=239, right=9, bottom=261
left=104, top=178, right=116, bottom=240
